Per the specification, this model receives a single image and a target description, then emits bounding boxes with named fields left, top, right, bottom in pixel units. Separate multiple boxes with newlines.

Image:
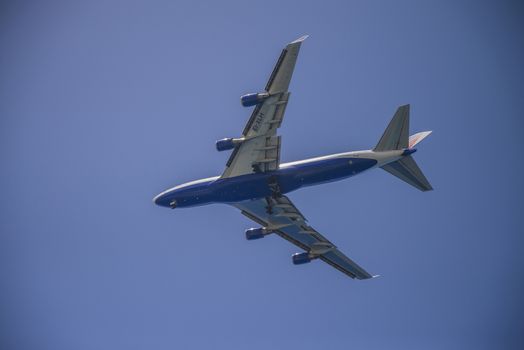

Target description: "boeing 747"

left=153, top=36, right=432, bottom=279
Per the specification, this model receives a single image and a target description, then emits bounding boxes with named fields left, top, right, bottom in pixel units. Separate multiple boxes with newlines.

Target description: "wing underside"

left=223, top=37, right=373, bottom=279
left=221, top=36, right=307, bottom=179
left=232, top=196, right=374, bottom=279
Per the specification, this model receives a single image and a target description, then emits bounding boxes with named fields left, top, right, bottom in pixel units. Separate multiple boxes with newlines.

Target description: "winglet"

left=372, top=274, right=381, bottom=279
left=290, top=35, right=309, bottom=44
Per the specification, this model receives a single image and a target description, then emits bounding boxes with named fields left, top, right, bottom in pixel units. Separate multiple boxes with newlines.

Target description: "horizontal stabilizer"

left=374, top=105, right=410, bottom=151
left=382, top=155, right=433, bottom=191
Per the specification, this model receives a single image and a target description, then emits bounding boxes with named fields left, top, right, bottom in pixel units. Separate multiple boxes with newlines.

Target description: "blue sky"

left=1, top=1, right=523, bottom=349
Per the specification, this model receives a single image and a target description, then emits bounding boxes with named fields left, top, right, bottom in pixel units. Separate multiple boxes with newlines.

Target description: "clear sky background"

left=1, top=1, right=523, bottom=349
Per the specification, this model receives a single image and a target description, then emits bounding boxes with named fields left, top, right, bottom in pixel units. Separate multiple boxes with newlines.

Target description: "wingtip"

left=372, top=274, right=381, bottom=279
left=290, top=35, right=309, bottom=44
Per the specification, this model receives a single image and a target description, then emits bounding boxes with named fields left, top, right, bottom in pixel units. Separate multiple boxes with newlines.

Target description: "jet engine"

left=216, top=138, right=243, bottom=151
left=292, top=252, right=312, bottom=265
left=245, top=228, right=269, bottom=240
left=240, top=92, right=270, bottom=107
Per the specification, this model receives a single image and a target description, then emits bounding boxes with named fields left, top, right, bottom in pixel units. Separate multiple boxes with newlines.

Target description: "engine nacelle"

left=216, top=138, right=243, bottom=151
left=292, top=252, right=312, bottom=265
left=240, top=92, right=270, bottom=107
left=245, top=228, right=267, bottom=240
left=216, top=138, right=235, bottom=151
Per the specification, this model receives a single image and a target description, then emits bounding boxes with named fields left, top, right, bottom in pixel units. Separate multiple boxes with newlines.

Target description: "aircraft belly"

left=279, top=157, right=377, bottom=191
left=208, top=174, right=272, bottom=203
left=171, top=158, right=376, bottom=207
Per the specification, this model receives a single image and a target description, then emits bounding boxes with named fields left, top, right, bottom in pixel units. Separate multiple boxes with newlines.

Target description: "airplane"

left=153, top=35, right=432, bottom=279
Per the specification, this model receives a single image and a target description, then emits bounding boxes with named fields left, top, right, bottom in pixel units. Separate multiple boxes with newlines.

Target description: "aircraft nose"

left=153, top=191, right=177, bottom=208
left=153, top=192, right=168, bottom=207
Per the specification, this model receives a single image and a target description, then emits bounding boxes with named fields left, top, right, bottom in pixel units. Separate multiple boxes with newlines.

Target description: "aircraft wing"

left=231, top=195, right=375, bottom=279
left=221, top=35, right=308, bottom=178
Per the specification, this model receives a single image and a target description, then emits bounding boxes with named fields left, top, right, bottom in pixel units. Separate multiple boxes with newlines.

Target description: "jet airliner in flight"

left=154, top=36, right=432, bottom=279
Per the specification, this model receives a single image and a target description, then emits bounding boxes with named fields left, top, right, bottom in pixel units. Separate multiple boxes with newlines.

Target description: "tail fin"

left=374, top=104, right=410, bottom=151
left=382, top=156, right=433, bottom=191
left=409, top=131, right=432, bottom=148
left=375, top=104, right=433, bottom=191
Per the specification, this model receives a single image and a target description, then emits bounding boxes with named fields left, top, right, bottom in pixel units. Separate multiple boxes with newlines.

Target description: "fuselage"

left=153, top=149, right=407, bottom=208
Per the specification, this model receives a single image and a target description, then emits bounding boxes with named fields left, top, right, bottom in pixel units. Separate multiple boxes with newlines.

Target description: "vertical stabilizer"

left=375, top=104, right=433, bottom=191
left=374, top=105, right=410, bottom=151
left=409, top=131, right=432, bottom=148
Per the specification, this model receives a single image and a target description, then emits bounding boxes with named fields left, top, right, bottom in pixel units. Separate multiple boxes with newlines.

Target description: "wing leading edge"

left=232, top=196, right=375, bottom=280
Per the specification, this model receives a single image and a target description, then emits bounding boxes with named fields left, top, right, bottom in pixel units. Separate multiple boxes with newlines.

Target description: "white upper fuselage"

left=280, top=149, right=404, bottom=169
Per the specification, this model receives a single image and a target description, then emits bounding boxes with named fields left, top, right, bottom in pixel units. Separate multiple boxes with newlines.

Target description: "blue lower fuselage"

left=154, top=156, right=377, bottom=208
